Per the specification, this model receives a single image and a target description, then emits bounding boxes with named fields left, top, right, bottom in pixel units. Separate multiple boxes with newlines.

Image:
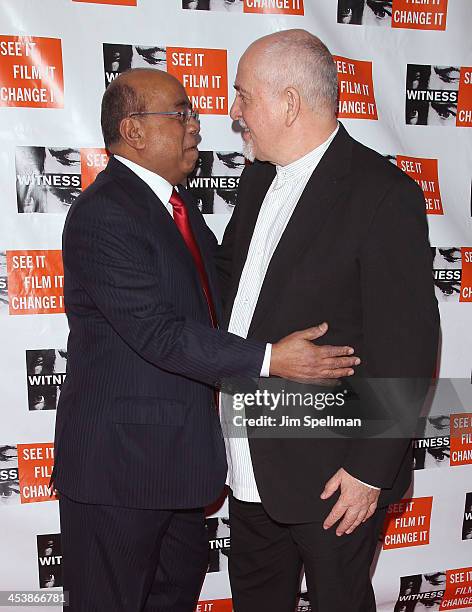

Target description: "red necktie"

left=169, top=188, right=217, bottom=328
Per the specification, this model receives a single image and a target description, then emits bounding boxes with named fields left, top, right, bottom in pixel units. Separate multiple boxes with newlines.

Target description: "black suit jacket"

left=218, top=124, right=439, bottom=523
left=53, top=156, right=265, bottom=510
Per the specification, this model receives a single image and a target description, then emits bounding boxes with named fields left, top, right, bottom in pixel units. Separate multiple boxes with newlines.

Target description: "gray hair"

left=254, top=29, right=338, bottom=116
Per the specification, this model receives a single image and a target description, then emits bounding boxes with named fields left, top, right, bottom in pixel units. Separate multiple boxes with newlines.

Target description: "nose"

left=230, top=94, right=241, bottom=121
left=187, top=117, right=200, bottom=135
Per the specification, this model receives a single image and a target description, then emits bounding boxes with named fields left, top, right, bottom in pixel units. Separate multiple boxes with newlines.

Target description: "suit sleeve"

left=342, top=176, right=439, bottom=488
left=63, top=195, right=265, bottom=387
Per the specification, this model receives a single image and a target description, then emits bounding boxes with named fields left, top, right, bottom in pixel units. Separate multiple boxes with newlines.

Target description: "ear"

left=119, top=116, right=146, bottom=151
left=285, top=87, right=301, bottom=127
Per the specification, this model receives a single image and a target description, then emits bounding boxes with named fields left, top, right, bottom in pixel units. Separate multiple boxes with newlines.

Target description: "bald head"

left=242, top=29, right=338, bottom=118
left=101, top=68, right=181, bottom=149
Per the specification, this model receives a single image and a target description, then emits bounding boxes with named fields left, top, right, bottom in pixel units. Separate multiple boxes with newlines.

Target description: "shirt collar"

left=275, top=123, right=339, bottom=182
left=114, top=155, right=174, bottom=206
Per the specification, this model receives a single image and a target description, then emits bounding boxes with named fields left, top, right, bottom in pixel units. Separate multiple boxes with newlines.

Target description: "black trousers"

left=228, top=493, right=386, bottom=612
left=58, top=492, right=208, bottom=612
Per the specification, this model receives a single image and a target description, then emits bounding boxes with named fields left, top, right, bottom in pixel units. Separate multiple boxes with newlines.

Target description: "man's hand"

left=321, top=468, right=380, bottom=536
left=270, top=322, right=360, bottom=382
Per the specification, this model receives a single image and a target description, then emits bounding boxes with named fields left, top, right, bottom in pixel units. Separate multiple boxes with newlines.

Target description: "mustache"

left=238, top=118, right=248, bottom=129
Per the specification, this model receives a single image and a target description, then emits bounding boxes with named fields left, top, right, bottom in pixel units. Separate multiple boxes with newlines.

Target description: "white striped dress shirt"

left=223, top=125, right=339, bottom=502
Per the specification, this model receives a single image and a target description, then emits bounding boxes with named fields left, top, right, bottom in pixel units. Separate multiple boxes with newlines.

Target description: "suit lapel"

left=106, top=158, right=213, bottom=310
left=232, top=125, right=353, bottom=336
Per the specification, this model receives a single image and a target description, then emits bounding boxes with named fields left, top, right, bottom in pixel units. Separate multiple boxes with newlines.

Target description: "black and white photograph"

left=0, top=445, right=19, bottom=507
left=297, top=590, right=312, bottom=612
left=431, top=246, right=462, bottom=302
left=16, top=147, right=81, bottom=214
left=182, top=0, right=244, bottom=11
left=394, top=572, right=446, bottom=611
left=462, top=492, right=472, bottom=540
left=26, top=349, right=67, bottom=411
left=103, top=43, right=167, bottom=87
left=187, top=151, right=246, bottom=213
left=337, top=0, right=392, bottom=26
left=206, top=517, right=230, bottom=573
left=406, top=65, right=459, bottom=127
left=37, top=534, right=63, bottom=589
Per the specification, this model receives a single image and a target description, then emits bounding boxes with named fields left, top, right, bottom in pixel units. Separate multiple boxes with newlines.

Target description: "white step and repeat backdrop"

left=1, top=0, right=471, bottom=610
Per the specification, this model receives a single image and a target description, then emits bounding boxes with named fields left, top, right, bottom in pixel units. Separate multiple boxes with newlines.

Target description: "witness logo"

left=206, top=517, right=230, bottom=573
left=337, top=0, right=448, bottom=30
left=0, top=36, right=63, bottom=108
left=187, top=151, right=246, bottom=213
left=382, top=497, right=433, bottom=549
left=0, top=445, right=20, bottom=506
left=432, top=247, right=472, bottom=303
left=334, top=56, right=377, bottom=120
left=26, top=349, right=67, bottom=411
left=103, top=43, right=228, bottom=114
left=37, top=534, right=62, bottom=589
left=15, top=147, right=109, bottom=213
left=6, top=250, right=64, bottom=315
left=182, top=0, right=303, bottom=14
left=396, top=567, right=472, bottom=610
left=413, top=434, right=450, bottom=470
left=463, top=493, right=472, bottom=540
left=406, top=65, right=472, bottom=127
left=450, top=413, right=472, bottom=466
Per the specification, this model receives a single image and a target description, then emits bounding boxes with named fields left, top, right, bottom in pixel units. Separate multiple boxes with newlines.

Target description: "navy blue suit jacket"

left=53, top=156, right=265, bottom=510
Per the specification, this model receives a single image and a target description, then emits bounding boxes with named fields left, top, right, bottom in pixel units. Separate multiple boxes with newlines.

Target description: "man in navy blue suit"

left=52, top=68, right=360, bottom=612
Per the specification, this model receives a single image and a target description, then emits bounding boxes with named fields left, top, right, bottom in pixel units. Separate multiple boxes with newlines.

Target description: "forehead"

left=144, top=74, right=189, bottom=107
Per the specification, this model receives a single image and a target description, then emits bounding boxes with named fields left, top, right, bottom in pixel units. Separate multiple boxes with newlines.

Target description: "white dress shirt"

left=222, top=125, right=378, bottom=502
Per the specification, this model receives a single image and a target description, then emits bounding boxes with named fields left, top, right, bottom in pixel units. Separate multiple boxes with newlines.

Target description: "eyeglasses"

left=128, top=107, right=200, bottom=124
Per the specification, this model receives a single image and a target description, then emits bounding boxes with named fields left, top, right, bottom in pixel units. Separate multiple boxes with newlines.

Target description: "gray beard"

left=242, top=139, right=255, bottom=162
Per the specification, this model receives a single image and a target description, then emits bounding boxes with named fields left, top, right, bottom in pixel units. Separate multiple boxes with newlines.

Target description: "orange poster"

left=17, top=443, right=57, bottom=504
left=195, top=600, right=232, bottom=612
left=450, top=413, right=472, bottom=465
left=334, top=56, right=378, bottom=120
left=457, top=68, right=472, bottom=127
left=167, top=48, right=228, bottom=115
left=397, top=156, right=443, bottom=215
left=6, top=250, right=64, bottom=315
left=81, top=148, right=109, bottom=190
left=383, top=497, right=433, bottom=549
left=243, top=0, right=304, bottom=15
left=440, top=568, right=472, bottom=610
left=0, top=36, right=63, bottom=108
left=459, top=249, right=472, bottom=302
left=392, top=0, right=448, bottom=30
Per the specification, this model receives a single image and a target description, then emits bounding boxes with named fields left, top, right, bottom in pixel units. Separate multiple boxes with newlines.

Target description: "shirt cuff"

left=355, top=477, right=380, bottom=490
left=260, top=343, right=272, bottom=377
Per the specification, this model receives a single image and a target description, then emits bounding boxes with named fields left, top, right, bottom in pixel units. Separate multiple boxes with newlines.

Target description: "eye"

left=436, top=106, right=456, bottom=120
left=340, top=8, right=353, bottom=22
left=366, top=0, right=392, bottom=19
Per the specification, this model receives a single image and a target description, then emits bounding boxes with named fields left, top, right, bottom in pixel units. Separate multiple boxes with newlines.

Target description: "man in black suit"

left=218, top=30, right=439, bottom=611
left=52, top=68, right=361, bottom=612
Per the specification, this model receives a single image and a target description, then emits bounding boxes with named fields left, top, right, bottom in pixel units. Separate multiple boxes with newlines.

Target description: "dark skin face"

left=110, top=69, right=200, bottom=185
